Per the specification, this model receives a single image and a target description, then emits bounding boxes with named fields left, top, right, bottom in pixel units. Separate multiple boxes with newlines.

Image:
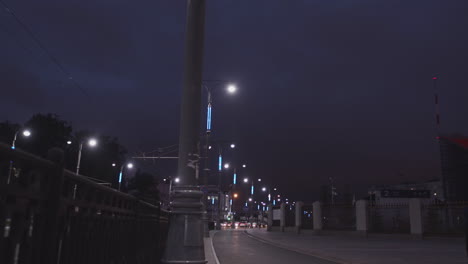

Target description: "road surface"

left=212, top=230, right=339, bottom=264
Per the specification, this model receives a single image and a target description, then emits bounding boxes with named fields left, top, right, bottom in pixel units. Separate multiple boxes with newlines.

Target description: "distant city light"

left=262, top=187, right=267, bottom=192
left=248, top=198, right=252, bottom=202
left=224, top=163, right=230, bottom=169
left=243, top=178, right=248, bottom=183
left=208, top=145, right=212, bottom=150
left=127, top=163, right=134, bottom=169
left=230, top=144, right=235, bottom=149
left=258, top=178, right=261, bottom=182
left=112, top=163, right=116, bottom=167
left=22, top=130, right=31, bottom=137
left=233, top=193, right=238, bottom=198
left=242, top=164, right=246, bottom=168
left=67, top=140, right=72, bottom=145
left=174, top=177, right=180, bottom=183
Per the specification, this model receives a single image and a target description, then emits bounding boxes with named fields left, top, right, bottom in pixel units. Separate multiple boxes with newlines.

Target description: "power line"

left=0, top=0, right=91, bottom=98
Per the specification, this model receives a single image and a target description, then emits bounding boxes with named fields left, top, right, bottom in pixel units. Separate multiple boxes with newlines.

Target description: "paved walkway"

left=245, top=229, right=467, bottom=264
left=212, top=230, right=338, bottom=264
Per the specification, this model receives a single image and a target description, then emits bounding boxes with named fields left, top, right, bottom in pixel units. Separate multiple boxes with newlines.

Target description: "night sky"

left=1, top=0, right=468, bottom=201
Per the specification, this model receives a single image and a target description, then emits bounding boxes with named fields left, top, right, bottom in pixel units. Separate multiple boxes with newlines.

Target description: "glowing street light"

left=258, top=178, right=262, bottom=182
left=227, top=84, right=237, bottom=94
left=248, top=198, right=252, bottom=202
left=11, top=129, right=32, bottom=150
left=230, top=143, right=235, bottom=149
left=112, top=163, right=116, bottom=167
left=262, top=187, right=267, bottom=192
left=67, top=140, right=72, bottom=145
left=88, top=138, right=97, bottom=147
left=233, top=193, right=238, bottom=198
left=243, top=178, right=248, bottom=183
left=22, top=130, right=31, bottom=137
left=224, top=163, right=230, bottom=169
left=242, top=164, right=246, bottom=168
left=75, top=138, right=98, bottom=175
left=118, top=162, right=134, bottom=191
left=175, top=177, right=180, bottom=183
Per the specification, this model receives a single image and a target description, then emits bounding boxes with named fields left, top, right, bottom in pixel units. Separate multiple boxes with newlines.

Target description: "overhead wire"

left=0, top=0, right=91, bottom=98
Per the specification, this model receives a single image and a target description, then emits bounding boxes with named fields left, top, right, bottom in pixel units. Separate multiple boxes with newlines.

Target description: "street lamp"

left=262, top=187, right=267, bottom=192
left=224, top=163, right=230, bottom=169
left=230, top=143, right=235, bottom=149
left=227, top=84, right=237, bottom=94
left=11, top=129, right=31, bottom=150
left=75, top=138, right=98, bottom=175
left=242, top=164, right=246, bottom=168
left=67, top=140, right=72, bottom=145
left=118, top=162, right=133, bottom=191
left=243, top=178, right=248, bottom=183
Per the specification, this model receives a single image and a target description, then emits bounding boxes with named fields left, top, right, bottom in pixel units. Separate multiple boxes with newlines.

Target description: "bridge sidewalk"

left=245, top=229, right=466, bottom=264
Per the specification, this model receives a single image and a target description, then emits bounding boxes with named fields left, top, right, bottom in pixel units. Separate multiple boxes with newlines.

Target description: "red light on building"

left=432, top=77, right=438, bottom=80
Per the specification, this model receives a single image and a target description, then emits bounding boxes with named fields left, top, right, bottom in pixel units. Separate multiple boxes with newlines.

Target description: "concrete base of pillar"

left=280, top=226, right=285, bottom=232
left=161, top=187, right=206, bottom=264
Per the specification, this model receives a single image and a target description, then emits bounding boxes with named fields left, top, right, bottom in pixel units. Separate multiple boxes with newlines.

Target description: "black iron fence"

left=0, top=144, right=168, bottom=264
left=301, top=204, right=314, bottom=229
left=285, top=205, right=295, bottom=227
left=322, top=203, right=356, bottom=231
left=422, top=201, right=467, bottom=236
left=368, top=203, right=410, bottom=233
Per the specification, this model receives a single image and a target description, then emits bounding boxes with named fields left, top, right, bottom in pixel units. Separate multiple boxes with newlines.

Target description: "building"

left=439, top=136, right=468, bottom=201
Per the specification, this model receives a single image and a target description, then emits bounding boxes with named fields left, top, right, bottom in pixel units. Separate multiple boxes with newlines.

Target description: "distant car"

left=239, top=221, right=248, bottom=228
left=220, top=222, right=227, bottom=227
left=251, top=222, right=257, bottom=228
left=234, top=222, right=240, bottom=228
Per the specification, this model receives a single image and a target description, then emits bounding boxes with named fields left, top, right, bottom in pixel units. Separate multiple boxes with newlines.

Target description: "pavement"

left=205, top=228, right=467, bottom=264
left=242, top=229, right=467, bottom=264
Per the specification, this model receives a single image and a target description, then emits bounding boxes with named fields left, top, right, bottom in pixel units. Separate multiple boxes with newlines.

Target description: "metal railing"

left=368, top=203, right=410, bottom=234
left=0, top=143, right=168, bottom=264
left=422, top=201, right=467, bottom=236
left=322, top=203, right=356, bottom=231
left=301, top=204, right=314, bottom=229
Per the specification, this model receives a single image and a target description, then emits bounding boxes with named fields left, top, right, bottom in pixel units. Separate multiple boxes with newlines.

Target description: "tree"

left=72, top=130, right=127, bottom=185
left=22, top=113, right=73, bottom=157
left=127, top=169, right=160, bottom=205
left=0, top=121, right=20, bottom=146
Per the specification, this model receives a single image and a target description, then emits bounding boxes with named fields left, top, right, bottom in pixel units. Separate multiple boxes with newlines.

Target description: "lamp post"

left=11, top=129, right=31, bottom=150
left=75, top=138, right=97, bottom=175
left=163, top=0, right=207, bottom=263
left=72, top=138, right=97, bottom=200
left=8, top=129, right=31, bottom=184
left=118, top=162, right=133, bottom=191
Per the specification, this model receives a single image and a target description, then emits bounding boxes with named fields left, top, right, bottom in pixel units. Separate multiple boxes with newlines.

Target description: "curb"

left=243, top=230, right=355, bottom=264
left=210, top=231, right=221, bottom=264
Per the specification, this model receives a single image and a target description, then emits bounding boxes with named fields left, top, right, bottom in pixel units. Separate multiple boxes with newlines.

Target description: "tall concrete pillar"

left=295, top=201, right=303, bottom=234
left=409, top=198, right=423, bottom=237
left=267, top=203, right=273, bottom=231
left=313, top=201, right=322, bottom=232
left=162, top=1, right=207, bottom=263
left=280, top=203, right=286, bottom=232
left=356, top=200, right=368, bottom=235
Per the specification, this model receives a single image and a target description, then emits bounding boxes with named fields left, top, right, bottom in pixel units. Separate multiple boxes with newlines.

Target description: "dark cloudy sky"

left=1, top=0, right=468, bottom=201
